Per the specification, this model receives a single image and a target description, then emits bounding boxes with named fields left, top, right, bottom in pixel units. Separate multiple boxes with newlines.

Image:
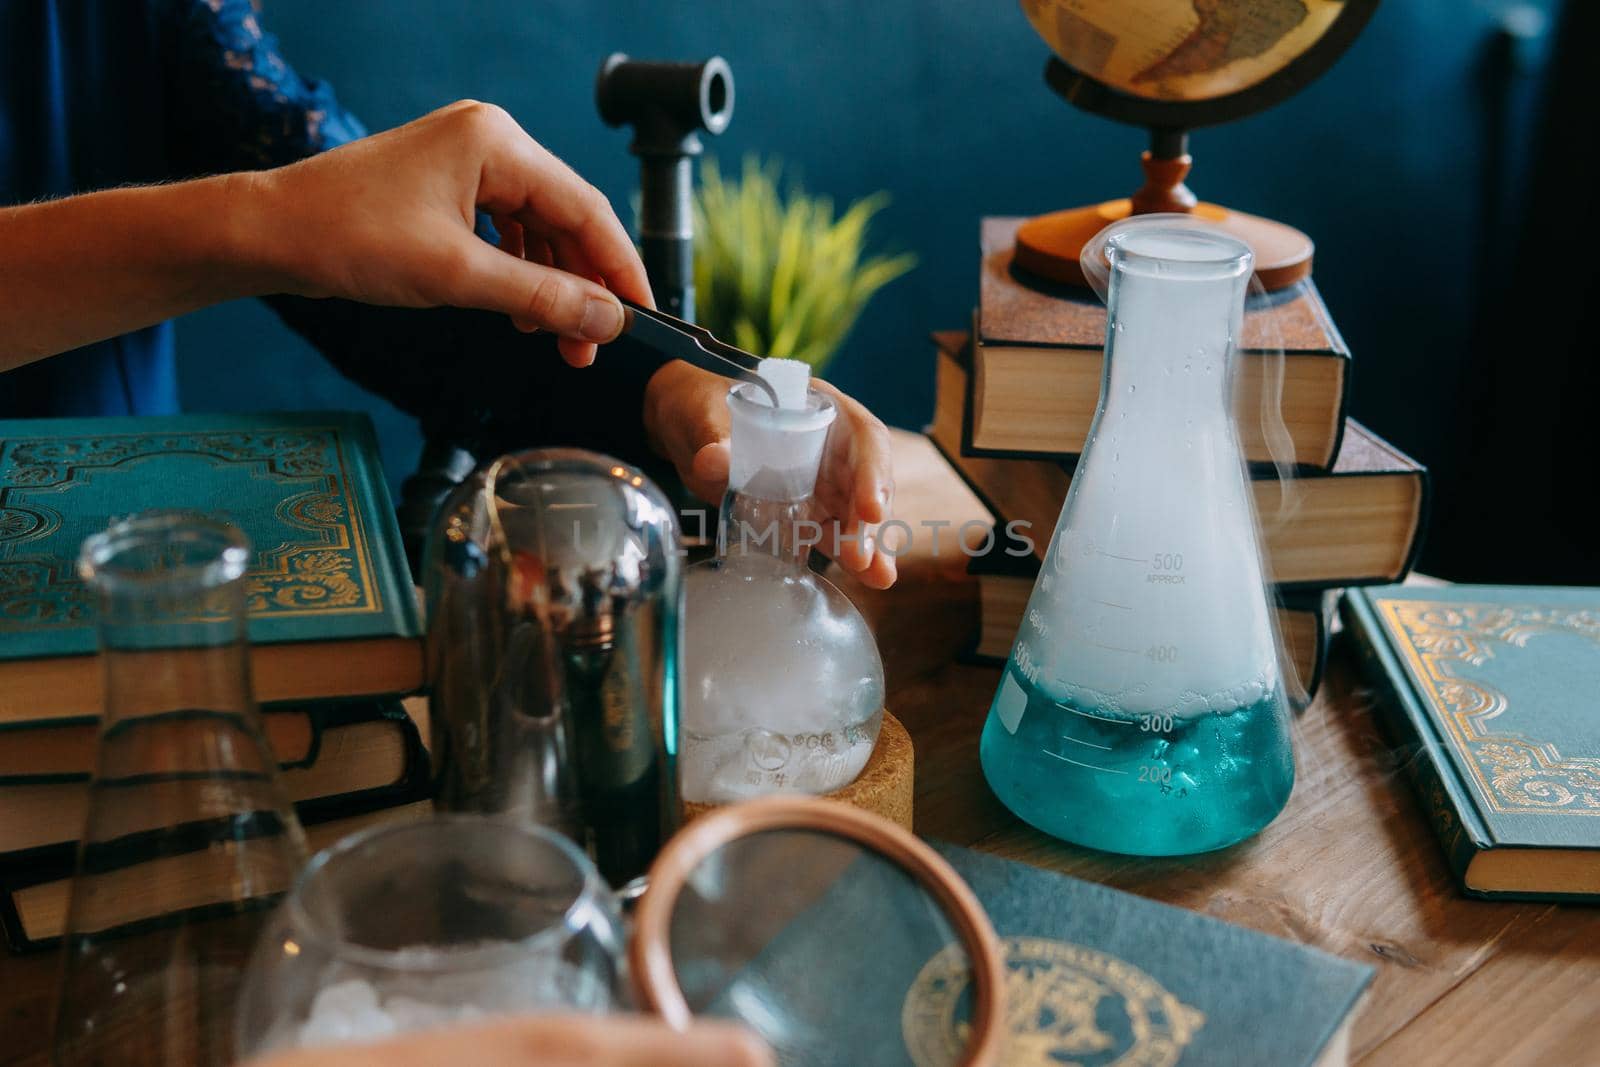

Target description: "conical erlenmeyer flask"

left=980, top=218, right=1294, bottom=856
left=54, top=513, right=308, bottom=1066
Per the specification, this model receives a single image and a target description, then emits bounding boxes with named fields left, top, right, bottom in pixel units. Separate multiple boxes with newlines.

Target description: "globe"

left=1011, top=0, right=1380, bottom=289
left=1021, top=0, right=1349, bottom=104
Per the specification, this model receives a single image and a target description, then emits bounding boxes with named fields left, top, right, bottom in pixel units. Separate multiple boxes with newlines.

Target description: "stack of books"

left=0, top=412, right=432, bottom=950
left=928, top=218, right=1430, bottom=703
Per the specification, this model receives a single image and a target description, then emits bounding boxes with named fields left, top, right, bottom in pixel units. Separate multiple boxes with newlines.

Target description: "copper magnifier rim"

left=629, top=796, right=1005, bottom=1067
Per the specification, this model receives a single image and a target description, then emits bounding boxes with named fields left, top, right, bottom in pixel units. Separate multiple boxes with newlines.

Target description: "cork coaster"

left=680, top=710, right=915, bottom=830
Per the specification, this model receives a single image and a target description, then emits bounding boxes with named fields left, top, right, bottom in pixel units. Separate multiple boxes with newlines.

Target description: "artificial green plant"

left=693, top=156, right=915, bottom=373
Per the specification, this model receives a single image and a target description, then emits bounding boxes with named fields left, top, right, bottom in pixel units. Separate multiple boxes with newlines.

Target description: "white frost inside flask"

left=680, top=377, right=886, bottom=805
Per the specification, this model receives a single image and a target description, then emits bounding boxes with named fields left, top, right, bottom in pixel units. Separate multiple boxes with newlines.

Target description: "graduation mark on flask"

left=1050, top=707, right=1131, bottom=774
left=1046, top=749, right=1127, bottom=774
left=1067, top=705, right=1133, bottom=725
left=1086, top=539, right=1144, bottom=564
left=1027, top=608, right=1051, bottom=639
left=1148, top=551, right=1187, bottom=585
left=1138, top=765, right=1173, bottom=785
left=1014, top=642, right=1042, bottom=685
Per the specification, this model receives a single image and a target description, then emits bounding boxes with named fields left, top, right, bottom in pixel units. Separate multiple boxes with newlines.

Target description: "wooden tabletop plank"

left=1360, top=902, right=1600, bottom=1064
left=0, top=945, right=55, bottom=1065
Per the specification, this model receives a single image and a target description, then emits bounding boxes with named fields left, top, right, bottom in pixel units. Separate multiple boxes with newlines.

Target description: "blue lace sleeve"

left=158, top=0, right=367, bottom=174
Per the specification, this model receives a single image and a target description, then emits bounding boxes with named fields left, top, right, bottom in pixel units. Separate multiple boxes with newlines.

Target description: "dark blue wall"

left=177, top=0, right=1557, bottom=514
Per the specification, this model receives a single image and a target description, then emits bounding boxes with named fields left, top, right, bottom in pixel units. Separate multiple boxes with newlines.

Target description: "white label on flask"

left=995, top=671, right=1028, bottom=735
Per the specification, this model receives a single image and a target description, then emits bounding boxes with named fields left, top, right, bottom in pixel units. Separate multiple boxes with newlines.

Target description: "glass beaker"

left=235, top=817, right=625, bottom=1056
left=55, top=513, right=309, bottom=1067
left=648, top=820, right=994, bottom=1067
left=980, top=219, right=1294, bottom=856
left=679, top=384, right=885, bottom=805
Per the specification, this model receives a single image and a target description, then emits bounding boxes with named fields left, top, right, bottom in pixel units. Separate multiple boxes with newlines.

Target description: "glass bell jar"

left=980, top=216, right=1295, bottom=857
left=422, top=450, right=682, bottom=888
left=680, top=381, right=885, bottom=806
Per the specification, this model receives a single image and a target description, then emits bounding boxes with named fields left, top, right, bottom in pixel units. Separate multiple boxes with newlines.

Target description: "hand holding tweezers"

left=619, top=298, right=779, bottom=407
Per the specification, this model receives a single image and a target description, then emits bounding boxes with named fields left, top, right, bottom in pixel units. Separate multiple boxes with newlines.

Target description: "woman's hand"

left=1, top=100, right=649, bottom=370
left=252, top=100, right=652, bottom=368
left=244, top=1015, right=771, bottom=1067
left=643, top=360, right=898, bottom=589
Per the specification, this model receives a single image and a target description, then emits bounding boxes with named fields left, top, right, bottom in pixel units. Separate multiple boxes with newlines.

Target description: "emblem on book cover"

left=1381, top=599, right=1600, bottom=816
left=903, top=935, right=1205, bottom=1066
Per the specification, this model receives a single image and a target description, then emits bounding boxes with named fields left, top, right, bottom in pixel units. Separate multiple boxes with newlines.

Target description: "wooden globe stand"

left=1011, top=0, right=1382, bottom=294
left=1014, top=131, right=1314, bottom=291
left=680, top=710, right=915, bottom=830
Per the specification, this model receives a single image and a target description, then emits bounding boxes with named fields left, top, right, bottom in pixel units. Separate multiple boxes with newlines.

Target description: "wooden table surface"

left=4, top=435, right=1596, bottom=1065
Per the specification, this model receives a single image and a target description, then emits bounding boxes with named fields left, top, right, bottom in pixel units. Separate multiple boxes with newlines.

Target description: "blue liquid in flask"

left=980, top=663, right=1294, bottom=855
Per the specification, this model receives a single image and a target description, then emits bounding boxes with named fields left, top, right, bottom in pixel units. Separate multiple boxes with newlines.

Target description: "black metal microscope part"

left=596, top=53, right=734, bottom=321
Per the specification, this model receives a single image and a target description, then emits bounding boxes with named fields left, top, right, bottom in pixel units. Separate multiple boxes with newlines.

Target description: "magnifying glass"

left=237, top=799, right=1006, bottom=1066
left=633, top=797, right=1006, bottom=1067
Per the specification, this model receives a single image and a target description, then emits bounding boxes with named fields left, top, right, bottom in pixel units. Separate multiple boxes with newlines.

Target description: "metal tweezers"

left=620, top=298, right=779, bottom=407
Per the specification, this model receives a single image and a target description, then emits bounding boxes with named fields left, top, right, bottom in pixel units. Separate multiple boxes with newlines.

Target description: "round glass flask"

left=680, top=383, right=885, bottom=805
left=980, top=218, right=1294, bottom=856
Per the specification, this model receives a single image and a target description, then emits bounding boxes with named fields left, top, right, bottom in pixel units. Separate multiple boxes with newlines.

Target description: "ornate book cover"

left=701, top=841, right=1372, bottom=1066
left=1342, top=585, right=1600, bottom=900
left=0, top=412, right=422, bottom=721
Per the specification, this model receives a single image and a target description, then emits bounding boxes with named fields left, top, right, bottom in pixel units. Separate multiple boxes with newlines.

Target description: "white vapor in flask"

left=679, top=362, right=886, bottom=805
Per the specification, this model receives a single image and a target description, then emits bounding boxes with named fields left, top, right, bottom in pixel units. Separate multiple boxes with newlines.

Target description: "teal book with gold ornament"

left=921, top=844, right=1372, bottom=1067
left=1342, top=584, right=1600, bottom=901
left=706, top=841, right=1372, bottom=1066
left=0, top=412, right=422, bottom=724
